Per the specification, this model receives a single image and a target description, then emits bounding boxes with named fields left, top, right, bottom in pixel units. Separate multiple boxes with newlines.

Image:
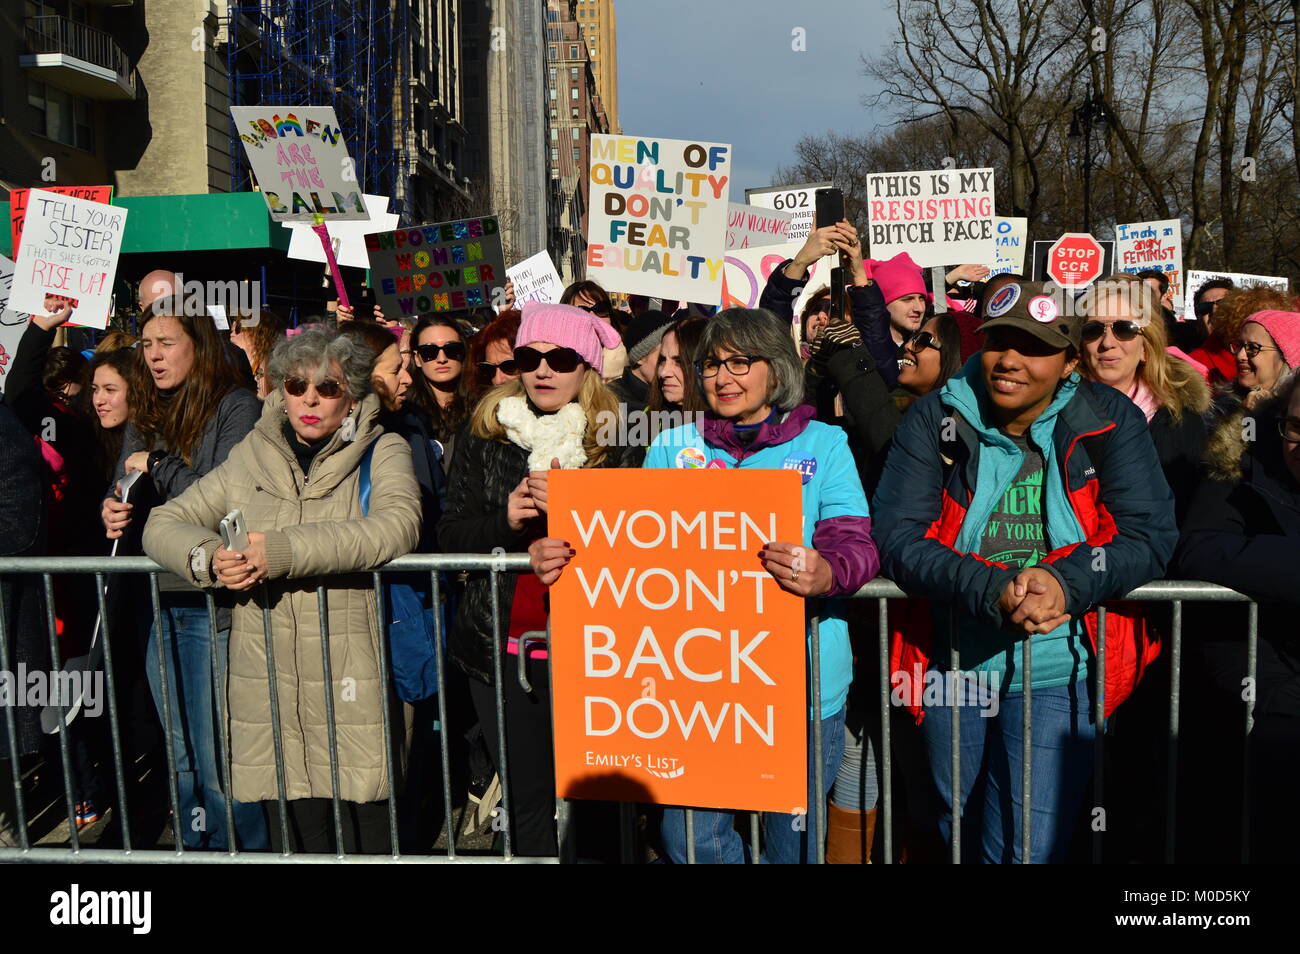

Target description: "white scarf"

left=496, top=395, right=589, bottom=470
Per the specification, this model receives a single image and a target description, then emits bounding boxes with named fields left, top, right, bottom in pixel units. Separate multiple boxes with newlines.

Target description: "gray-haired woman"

left=144, top=327, right=421, bottom=853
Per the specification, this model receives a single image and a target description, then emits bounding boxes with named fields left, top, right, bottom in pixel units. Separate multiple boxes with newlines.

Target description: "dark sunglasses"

left=513, top=346, right=586, bottom=374
left=906, top=330, right=942, bottom=352
left=578, top=301, right=612, bottom=317
left=1194, top=300, right=1221, bottom=317
left=1080, top=320, right=1142, bottom=343
left=478, top=359, right=519, bottom=379
left=284, top=377, right=346, bottom=399
left=415, top=341, right=467, bottom=363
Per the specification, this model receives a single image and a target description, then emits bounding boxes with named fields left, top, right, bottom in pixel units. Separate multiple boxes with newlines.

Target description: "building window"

left=570, top=67, right=579, bottom=80
left=551, top=148, right=559, bottom=163
left=549, top=45, right=556, bottom=58
left=571, top=127, right=580, bottom=141
left=550, top=107, right=558, bottom=119
left=572, top=147, right=581, bottom=162
left=550, top=128, right=558, bottom=141
left=570, top=44, right=578, bottom=57
left=549, top=87, right=557, bottom=101
left=571, top=87, right=579, bottom=100
left=549, top=67, right=557, bottom=84
left=27, top=80, right=92, bottom=151
left=571, top=107, right=579, bottom=119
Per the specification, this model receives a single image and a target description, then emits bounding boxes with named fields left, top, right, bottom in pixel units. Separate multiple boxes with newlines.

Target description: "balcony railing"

left=23, top=15, right=137, bottom=98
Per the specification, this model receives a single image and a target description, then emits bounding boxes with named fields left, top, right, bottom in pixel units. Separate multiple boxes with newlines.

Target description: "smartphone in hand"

left=219, top=509, right=250, bottom=552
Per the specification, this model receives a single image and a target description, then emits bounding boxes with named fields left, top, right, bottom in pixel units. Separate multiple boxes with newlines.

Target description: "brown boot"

left=825, top=802, right=876, bottom=864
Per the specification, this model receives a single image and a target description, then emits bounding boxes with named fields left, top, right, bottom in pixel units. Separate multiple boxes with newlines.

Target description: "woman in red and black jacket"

left=872, top=281, right=1178, bottom=863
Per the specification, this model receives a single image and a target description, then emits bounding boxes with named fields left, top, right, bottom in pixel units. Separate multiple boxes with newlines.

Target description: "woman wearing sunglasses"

left=1076, top=275, right=1210, bottom=521
left=465, top=309, right=522, bottom=406
left=1224, top=310, right=1300, bottom=412
left=143, top=327, right=421, bottom=853
left=1175, top=372, right=1300, bottom=862
left=438, top=301, right=624, bottom=857
left=405, top=316, right=469, bottom=466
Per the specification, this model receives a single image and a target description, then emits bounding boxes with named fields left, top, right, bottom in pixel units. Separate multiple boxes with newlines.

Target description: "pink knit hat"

left=1243, top=310, right=1300, bottom=368
left=866, top=252, right=933, bottom=306
left=517, top=301, right=622, bottom=374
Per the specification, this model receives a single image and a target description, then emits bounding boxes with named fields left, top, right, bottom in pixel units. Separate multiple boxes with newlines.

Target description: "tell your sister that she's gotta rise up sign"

left=585, top=134, right=732, bottom=302
left=230, top=106, right=367, bottom=222
left=547, top=468, right=808, bottom=813
left=365, top=216, right=505, bottom=318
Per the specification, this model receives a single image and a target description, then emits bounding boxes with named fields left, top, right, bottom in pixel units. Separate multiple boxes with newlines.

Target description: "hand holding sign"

left=507, top=476, right=540, bottom=531
left=529, top=536, right=575, bottom=586
left=526, top=457, right=562, bottom=515
left=35, top=296, right=75, bottom=332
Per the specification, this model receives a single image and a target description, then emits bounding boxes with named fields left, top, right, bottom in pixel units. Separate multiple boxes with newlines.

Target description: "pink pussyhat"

left=517, top=301, right=623, bottom=375
left=865, top=252, right=933, bottom=306
left=1242, top=310, right=1300, bottom=368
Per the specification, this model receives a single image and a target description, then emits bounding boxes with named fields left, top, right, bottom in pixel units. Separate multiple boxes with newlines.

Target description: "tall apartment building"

left=574, top=0, right=617, bottom=134
left=545, top=0, right=607, bottom=281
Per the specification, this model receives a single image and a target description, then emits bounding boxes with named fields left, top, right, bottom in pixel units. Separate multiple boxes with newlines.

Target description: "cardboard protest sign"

left=865, top=167, right=996, bottom=268
left=284, top=194, right=400, bottom=268
left=1031, top=240, right=1114, bottom=283
left=10, top=185, right=113, bottom=258
left=365, top=216, right=505, bottom=318
left=586, top=135, right=732, bottom=302
left=9, top=190, right=126, bottom=330
left=1182, top=270, right=1289, bottom=324
left=0, top=254, right=31, bottom=392
left=746, top=183, right=831, bottom=241
left=548, top=468, right=809, bottom=813
left=726, top=202, right=793, bottom=250
left=721, top=241, right=836, bottom=318
left=506, top=250, right=565, bottom=306
left=230, top=106, right=366, bottom=221
left=1115, top=219, right=1184, bottom=311
left=990, top=217, right=1027, bottom=277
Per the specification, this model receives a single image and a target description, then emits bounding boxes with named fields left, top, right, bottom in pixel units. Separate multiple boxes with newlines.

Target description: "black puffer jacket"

left=437, top=426, right=630, bottom=684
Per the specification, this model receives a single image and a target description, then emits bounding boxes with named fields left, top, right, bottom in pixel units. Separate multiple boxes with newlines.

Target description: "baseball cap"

left=977, top=281, right=1080, bottom=351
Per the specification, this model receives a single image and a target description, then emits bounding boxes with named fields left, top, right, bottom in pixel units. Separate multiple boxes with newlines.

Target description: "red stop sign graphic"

left=1047, top=233, right=1105, bottom=288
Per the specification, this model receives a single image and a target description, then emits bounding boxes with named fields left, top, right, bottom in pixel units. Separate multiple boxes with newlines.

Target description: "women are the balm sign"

left=585, top=135, right=732, bottom=303
left=547, top=469, right=808, bottom=813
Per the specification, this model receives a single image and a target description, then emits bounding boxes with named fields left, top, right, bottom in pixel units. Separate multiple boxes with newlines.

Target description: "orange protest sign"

left=548, top=468, right=808, bottom=814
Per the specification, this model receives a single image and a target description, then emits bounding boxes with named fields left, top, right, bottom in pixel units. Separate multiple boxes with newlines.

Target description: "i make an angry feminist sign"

left=548, top=469, right=808, bottom=813
left=366, top=216, right=505, bottom=318
left=586, top=135, right=732, bottom=302
left=866, top=167, right=996, bottom=268
left=230, top=106, right=366, bottom=221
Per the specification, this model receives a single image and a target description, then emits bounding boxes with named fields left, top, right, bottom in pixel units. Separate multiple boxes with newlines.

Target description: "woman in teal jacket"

left=872, top=281, right=1178, bottom=863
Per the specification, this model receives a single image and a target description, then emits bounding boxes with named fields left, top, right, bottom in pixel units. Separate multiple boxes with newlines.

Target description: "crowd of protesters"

left=2, top=223, right=1299, bottom=865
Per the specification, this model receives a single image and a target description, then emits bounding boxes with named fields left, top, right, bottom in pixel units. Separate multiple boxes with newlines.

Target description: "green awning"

left=0, top=192, right=291, bottom=258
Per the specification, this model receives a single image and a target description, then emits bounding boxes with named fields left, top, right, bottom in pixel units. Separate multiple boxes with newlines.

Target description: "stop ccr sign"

left=1047, top=233, right=1105, bottom=287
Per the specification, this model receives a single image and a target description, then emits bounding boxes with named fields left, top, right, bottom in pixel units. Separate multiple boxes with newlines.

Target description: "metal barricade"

left=0, top=556, right=1257, bottom=864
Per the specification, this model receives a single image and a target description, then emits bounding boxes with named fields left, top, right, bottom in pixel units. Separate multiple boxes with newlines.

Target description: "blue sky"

left=615, top=0, right=893, bottom=200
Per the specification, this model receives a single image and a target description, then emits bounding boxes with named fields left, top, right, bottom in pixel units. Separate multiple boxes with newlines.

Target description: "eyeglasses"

left=1278, top=418, right=1300, bottom=442
left=478, top=359, right=519, bottom=379
left=906, top=330, right=942, bottom=352
left=1228, top=340, right=1279, bottom=359
left=578, top=301, right=612, bottom=317
left=284, top=377, right=346, bottom=399
left=415, top=341, right=467, bottom=363
left=1194, top=300, right=1222, bottom=318
left=1081, top=320, right=1142, bottom=343
left=513, top=346, right=586, bottom=374
left=697, top=355, right=765, bottom=378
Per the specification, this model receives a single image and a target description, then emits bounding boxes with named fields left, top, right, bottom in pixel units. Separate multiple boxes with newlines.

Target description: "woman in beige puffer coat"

left=144, top=328, right=420, bottom=846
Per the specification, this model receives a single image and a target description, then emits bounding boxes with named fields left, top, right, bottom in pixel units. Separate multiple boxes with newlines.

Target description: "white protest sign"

left=507, top=251, right=565, bottom=306
left=1115, top=219, right=1185, bottom=311
left=9, top=189, right=126, bottom=330
left=865, top=167, right=996, bottom=268
left=0, top=254, right=32, bottom=393
left=746, top=183, right=831, bottom=241
left=586, top=134, right=732, bottom=302
left=1182, top=270, right=1290, bottom=324
left=721, top=240, right=837, bottom=317
left=206, top=304, right=230, bottom=331
left=230, top=106, right=367, bottom=221
left=990, top=216, right=1027, bottom=277
left=726, top=202, right=793, bottom=250
left=283, top=194, right=399, bottom=268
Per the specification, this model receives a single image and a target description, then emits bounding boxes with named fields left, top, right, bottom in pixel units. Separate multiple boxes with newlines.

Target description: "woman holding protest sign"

left=437, top=301, right=627, bottom=857
left=143, top=326, right=421, bottom=853
left=531, top=306, right=879, bottom=864
left=872, top=281, right=1178, bottom=863
left=104, top=299, right=265, bottom=851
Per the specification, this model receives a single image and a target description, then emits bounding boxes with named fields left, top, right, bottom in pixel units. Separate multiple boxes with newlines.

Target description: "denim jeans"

left=920, top=675, right=1096, bottom=863
left=146, top=599, right=268, bottom=850
left=661, top=708, right=846, bottom=864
